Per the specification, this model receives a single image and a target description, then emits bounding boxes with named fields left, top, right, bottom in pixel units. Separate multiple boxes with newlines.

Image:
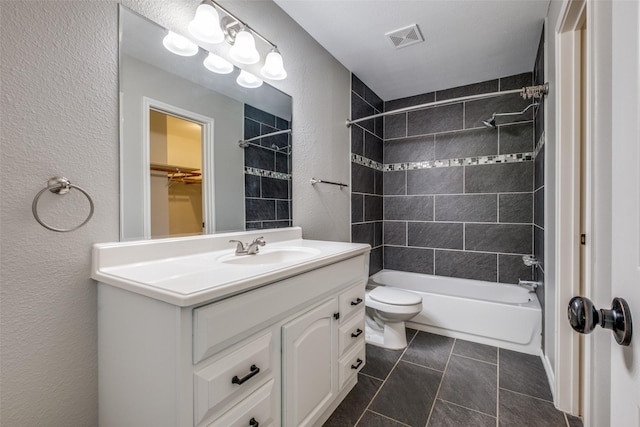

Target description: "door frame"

left=142, top=97, right=215, bottom=238
left=554, top=0, right=613, bottom=425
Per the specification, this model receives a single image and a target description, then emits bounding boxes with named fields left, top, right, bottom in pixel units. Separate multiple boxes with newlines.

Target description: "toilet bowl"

left=365, top=286, right=423, bottom=350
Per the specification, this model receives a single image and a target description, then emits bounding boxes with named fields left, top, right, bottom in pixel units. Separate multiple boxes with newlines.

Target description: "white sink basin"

left=217, top=247, right=322, bottom=266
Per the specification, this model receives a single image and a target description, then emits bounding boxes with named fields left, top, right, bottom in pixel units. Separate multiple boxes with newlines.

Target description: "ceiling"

left=274, top=0, right=550, bottom=101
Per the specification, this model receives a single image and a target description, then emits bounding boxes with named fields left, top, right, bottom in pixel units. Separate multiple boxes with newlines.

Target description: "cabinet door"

left=282, top=298, right=338, bottom=427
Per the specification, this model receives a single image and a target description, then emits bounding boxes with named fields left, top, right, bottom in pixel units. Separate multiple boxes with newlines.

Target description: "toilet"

left=364, top=286, right=423, bottom=350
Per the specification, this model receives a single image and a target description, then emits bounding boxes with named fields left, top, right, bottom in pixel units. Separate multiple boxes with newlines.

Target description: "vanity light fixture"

left=188, top=3, right=225, bottom=44
left=162, top=31, right=199, bottom=56
left=260, top=49, right=287, bottom=80
left=203, top=52, right=233, bottom=74
left=236, top=70, right=263, bottom=88
left=188, top=0, right=287, bottom=80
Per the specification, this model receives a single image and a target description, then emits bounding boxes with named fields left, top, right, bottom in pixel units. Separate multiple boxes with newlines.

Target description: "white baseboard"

left=540, top=349, right=556, bottom=403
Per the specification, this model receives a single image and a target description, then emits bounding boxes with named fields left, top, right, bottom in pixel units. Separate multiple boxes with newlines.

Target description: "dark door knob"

left=567, top=296, right=632, bottom=346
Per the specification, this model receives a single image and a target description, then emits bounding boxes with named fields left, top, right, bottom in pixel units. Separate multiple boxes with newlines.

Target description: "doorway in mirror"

left=149, top=110, right=204, bottom=238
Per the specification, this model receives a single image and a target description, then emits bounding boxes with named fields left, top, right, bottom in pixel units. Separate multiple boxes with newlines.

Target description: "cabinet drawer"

left=206, top=379, right=275, bottom=427
left=193, top=255, right=366, bottom=363
left=338, top=311, right=365, bottom=356
left=338, top=282, right=365, bottom=323
left=195, top=331, right=274, bottom=425
left=338, top=341, right=365, bottom=390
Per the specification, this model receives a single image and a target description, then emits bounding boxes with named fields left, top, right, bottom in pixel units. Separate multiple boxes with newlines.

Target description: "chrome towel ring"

left=32, top=177, right=94, bottom=232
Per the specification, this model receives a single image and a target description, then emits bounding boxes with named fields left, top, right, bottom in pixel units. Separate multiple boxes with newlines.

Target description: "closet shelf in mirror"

left=150, top=163, right=202, bottom=185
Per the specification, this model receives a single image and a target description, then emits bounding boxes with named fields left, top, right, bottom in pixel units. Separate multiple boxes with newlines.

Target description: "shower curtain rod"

left=345, top=83, right=549, bottom=127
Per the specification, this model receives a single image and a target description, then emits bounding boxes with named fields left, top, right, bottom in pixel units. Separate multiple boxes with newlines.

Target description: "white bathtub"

left=369, top=269, right=542, bottom=355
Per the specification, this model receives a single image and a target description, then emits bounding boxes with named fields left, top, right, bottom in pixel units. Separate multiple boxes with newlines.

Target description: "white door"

left=610, top=0, right=640, bottom=425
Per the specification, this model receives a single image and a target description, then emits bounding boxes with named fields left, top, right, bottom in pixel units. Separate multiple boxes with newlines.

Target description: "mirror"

left=119, top=6, right=293, bottom=241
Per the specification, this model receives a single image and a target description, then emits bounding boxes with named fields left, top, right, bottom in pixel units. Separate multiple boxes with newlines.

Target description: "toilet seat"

left=368, top=286, right=422, bottom=306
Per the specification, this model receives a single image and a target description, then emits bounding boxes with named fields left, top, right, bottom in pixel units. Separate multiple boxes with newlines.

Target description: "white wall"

left=0, top=1, right=351, bottom=425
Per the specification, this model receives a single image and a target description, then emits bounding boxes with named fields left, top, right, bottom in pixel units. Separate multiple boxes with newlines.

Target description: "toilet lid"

left=368, top=287, right=422, bottom=305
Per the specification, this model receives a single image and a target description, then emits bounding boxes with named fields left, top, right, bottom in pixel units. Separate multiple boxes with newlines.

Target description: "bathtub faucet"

left=517, top=279, right=542, bottom=292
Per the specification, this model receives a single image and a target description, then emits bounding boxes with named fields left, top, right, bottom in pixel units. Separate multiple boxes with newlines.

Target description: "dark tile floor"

left=324, top=330, right=584, bottom=427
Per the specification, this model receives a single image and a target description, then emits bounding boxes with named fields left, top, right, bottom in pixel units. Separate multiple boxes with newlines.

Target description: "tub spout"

left=518, top=279, right=542, bottom=292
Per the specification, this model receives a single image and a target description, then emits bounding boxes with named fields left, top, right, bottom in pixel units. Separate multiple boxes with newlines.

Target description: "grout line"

left=383, top=191, right=534, bottom=197
left=498, top=387, right=555, bottom=404
left=450, top=352, right=498, bottom=366
left=437, top=398, right=498, bottom=420
left=365, top=410, right=412, bottom=426
left=383, top=119, right=534, bottom=142
left=354, top=342, right=413, bottom=426
left=425, top=338, right=456, bottom=426
left=400, top=359, right=446, bottom=374
left=564, top=412, right=570, bottom=427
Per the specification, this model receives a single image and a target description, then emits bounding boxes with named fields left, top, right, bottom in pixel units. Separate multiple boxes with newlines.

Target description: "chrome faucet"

left=229, top=237, right=266, bottom=255
left=518, top=279, right=542, bottom=292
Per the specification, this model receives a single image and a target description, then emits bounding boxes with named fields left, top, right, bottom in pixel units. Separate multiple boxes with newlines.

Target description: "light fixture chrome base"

left=220, top=15, right=242, bottom=44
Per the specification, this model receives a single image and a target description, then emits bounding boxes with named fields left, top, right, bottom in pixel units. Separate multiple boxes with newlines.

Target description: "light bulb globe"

left=260, top=50, right=287, bottom=80
left=229, top=30, right=260, bottom=65
left=188, top=4, right=224, bottom=44
left=236, top=70, right=263, bottom=88
left=162, top=31, right=198, bottom=56
left=203, top=52, right=234, bottom=74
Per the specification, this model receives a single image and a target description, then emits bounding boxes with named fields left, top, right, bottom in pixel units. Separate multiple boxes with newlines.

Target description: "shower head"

left=482, top=116, right=496, bottom=129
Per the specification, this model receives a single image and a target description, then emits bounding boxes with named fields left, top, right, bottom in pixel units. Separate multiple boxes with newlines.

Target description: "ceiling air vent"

left=385, top=24, right=424, bottom=49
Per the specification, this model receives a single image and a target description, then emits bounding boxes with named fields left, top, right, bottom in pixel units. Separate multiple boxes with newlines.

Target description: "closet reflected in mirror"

left=119, top=6, right=293, bottom=241
left=149, top=110, right=204, bottom=238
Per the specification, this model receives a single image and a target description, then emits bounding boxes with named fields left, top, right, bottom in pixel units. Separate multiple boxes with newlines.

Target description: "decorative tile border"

left=244, top=167, right=291, bottom=180
left=351, top=154, right=384, bottom=171
left=351, top=152, right=533, bottom=172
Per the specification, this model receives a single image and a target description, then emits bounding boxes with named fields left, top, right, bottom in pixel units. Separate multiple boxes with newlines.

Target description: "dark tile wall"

left=351, top=74, right=384, bottom=274
left=243, top=104, right=292, bottom=230
left=382, top=73, right=535, bottom=283
left=533, top=27, right=546, bottom=350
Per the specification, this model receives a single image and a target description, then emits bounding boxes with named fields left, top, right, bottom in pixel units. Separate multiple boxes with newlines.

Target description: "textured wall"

left=0, top=1, right=350, bottom=425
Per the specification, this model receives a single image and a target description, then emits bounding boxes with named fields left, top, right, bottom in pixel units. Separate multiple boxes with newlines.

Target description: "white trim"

left=554, top=0, right=586, bottom=415
left=142, top=97, right=216, bottom=238
left=541, top=349, right=556, bottom=402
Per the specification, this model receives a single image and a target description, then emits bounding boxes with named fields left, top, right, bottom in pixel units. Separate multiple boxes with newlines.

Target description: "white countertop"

left=92, top=228, right=370, bottom=307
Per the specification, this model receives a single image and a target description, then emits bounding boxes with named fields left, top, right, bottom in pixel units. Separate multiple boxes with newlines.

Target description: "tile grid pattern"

left=324, top=331, right=583, bottom=427
left=243, top=104, right=292, bottom=230
left=533, top=26, right=546, bottom=350
left=350, top=72, right=538, bottom=283
left=351, top=74, right=385, bottom=274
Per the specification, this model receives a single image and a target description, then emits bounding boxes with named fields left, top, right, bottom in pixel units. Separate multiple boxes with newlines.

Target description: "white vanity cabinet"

left=282, top=283, right=366, bottom=427
left=94, top=230, right=369, bottom=427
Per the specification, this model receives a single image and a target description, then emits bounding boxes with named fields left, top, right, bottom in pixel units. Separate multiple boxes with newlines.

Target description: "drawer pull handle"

left=351, top=298, right=363, bottom=306
left=351, top=328, right=363, bottom=338
left=232, top=364, right=260, bottom=385
left=351, top=358, right=363, bottom=370
left=249, top=418, right=259, bottom=427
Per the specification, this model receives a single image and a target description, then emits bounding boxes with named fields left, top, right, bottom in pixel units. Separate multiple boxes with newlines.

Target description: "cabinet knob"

left=351, top=298, right=363, bottom=306
left=351, top=328, right=363, bottom=338
left=351, top=358, right=363, bottom=370
left=249, top=417, right=259, bottom=427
